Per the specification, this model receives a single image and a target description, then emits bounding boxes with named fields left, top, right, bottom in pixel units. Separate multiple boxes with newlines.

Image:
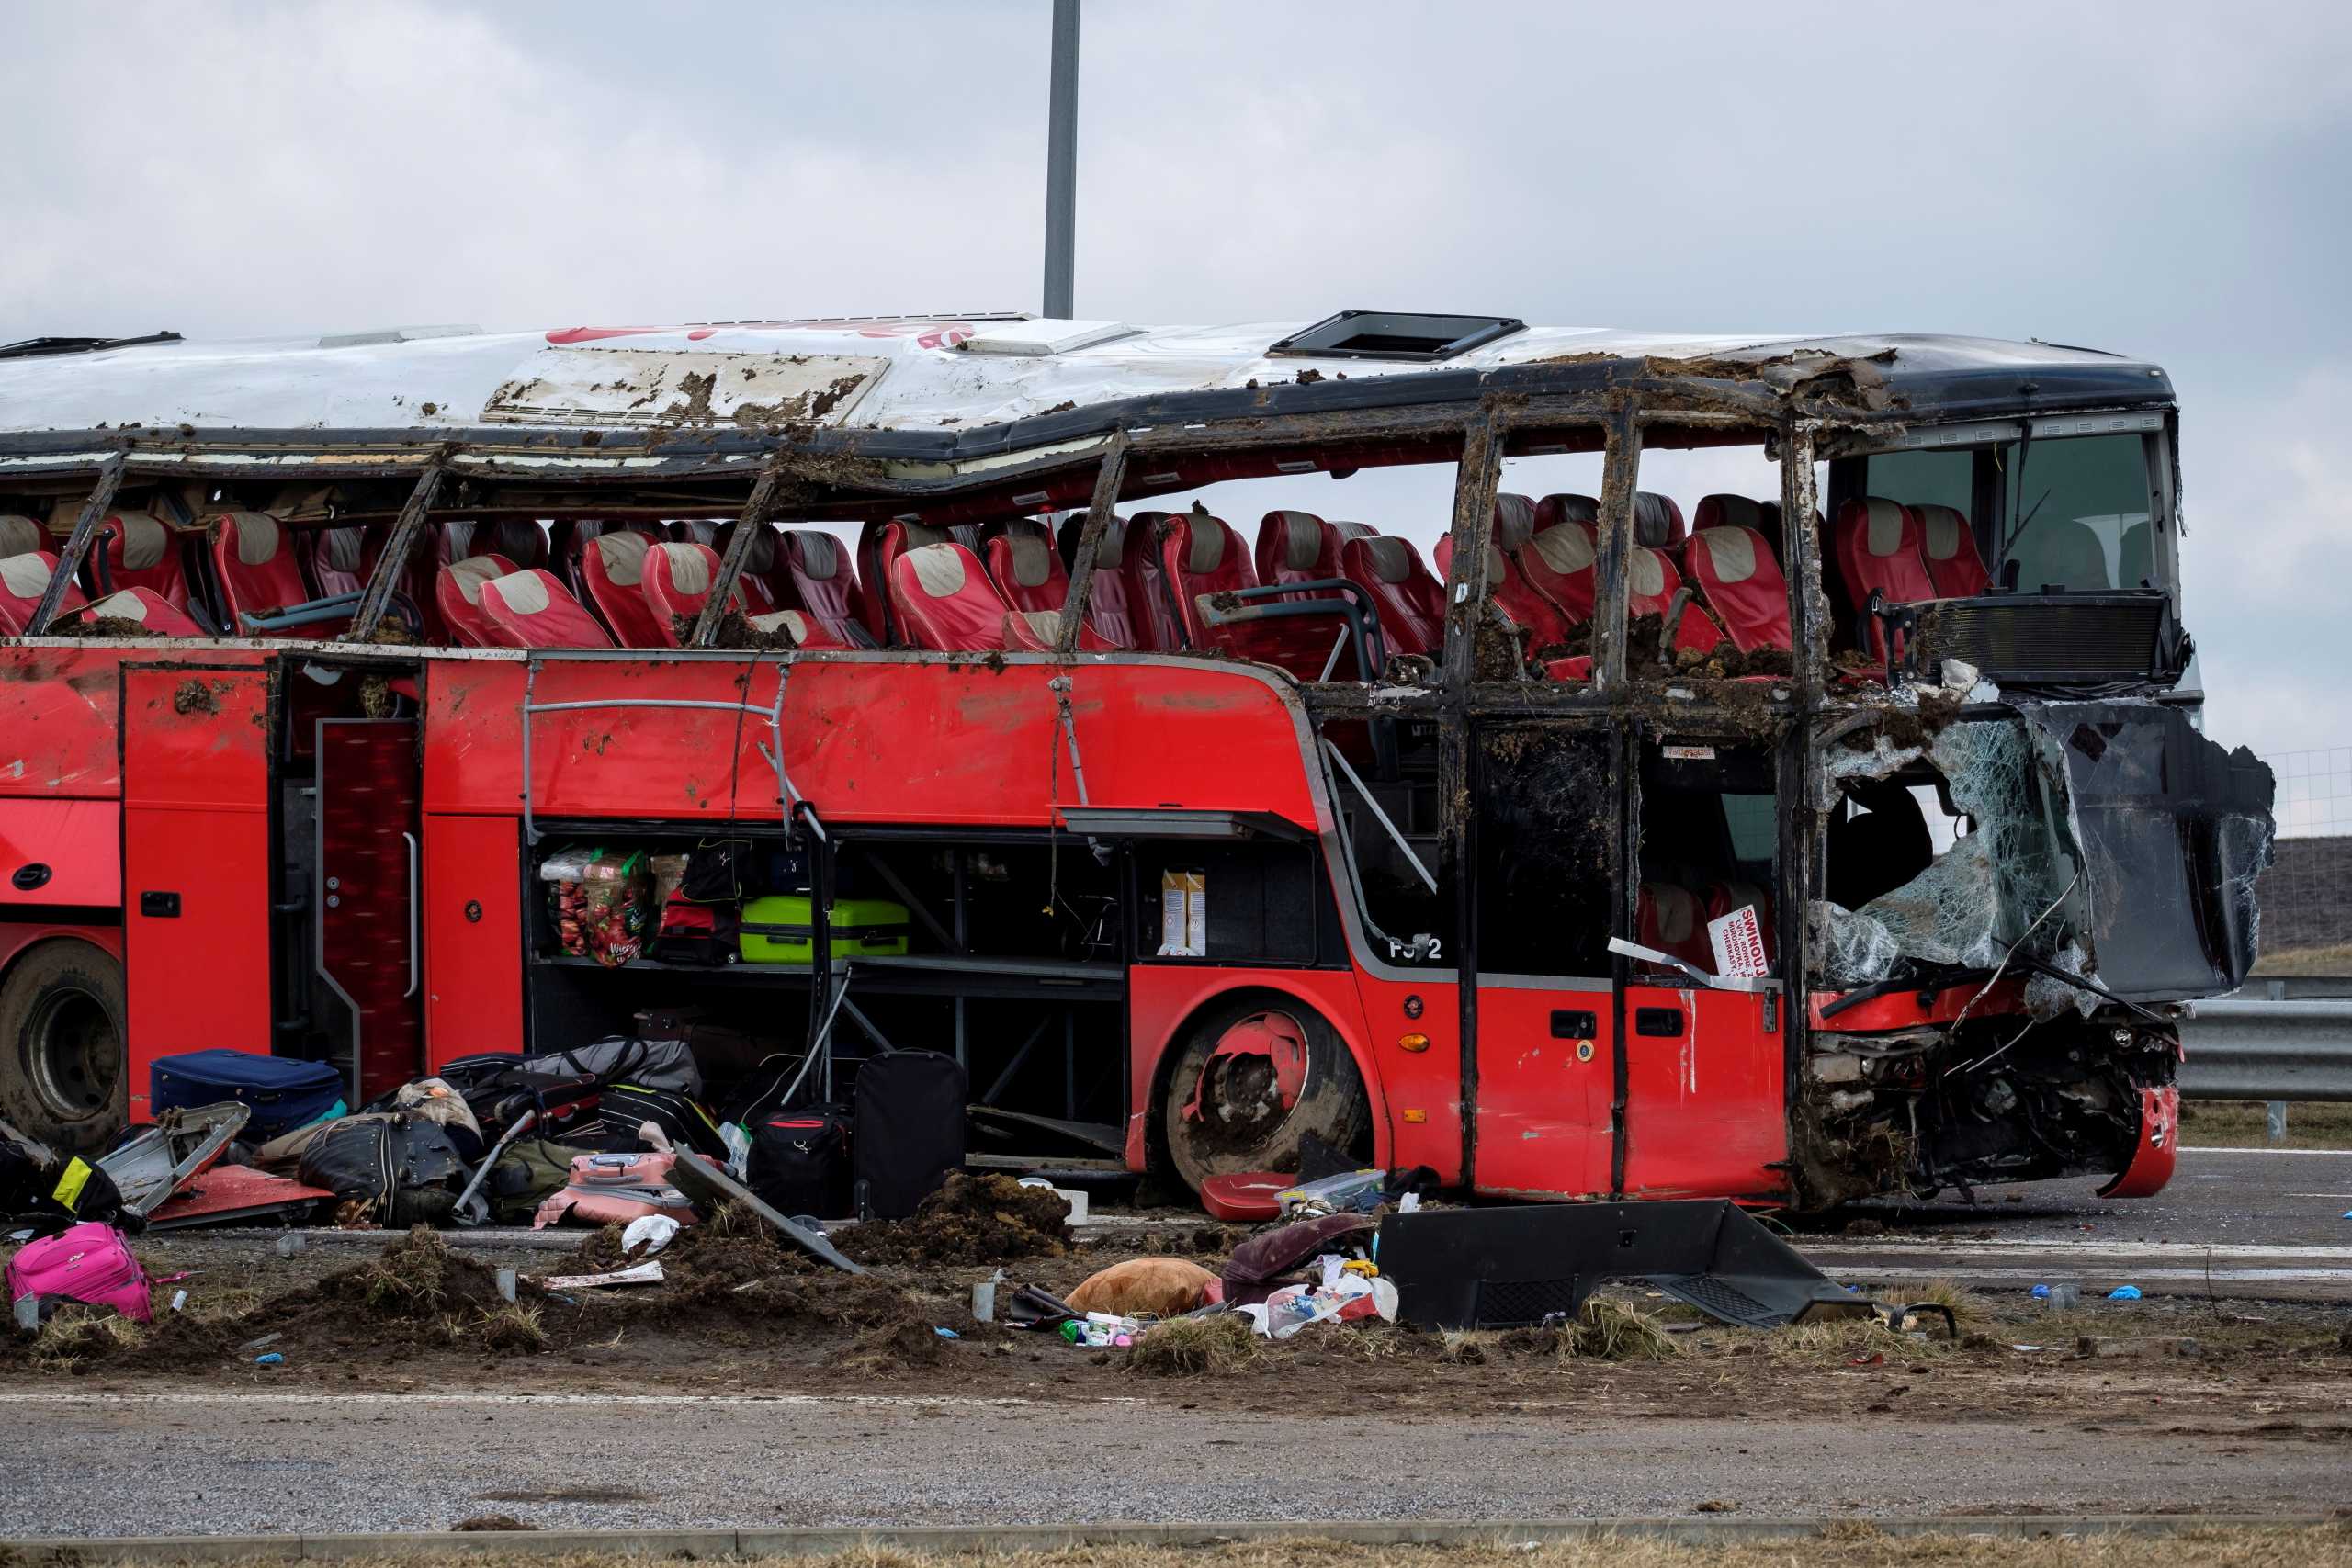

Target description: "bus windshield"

left=1861, top=430, right=2163, bottom=595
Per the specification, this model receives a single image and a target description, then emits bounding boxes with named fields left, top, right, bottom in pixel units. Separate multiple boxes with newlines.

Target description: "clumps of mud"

left=837, top=1173, right=1074, bottom=1267
left=46, top=615, right=154, bottom=639
left=697, top=609, right=801, bottom=650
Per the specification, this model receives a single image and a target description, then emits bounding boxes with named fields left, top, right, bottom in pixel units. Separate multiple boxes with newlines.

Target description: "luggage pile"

left=541, top=837, right=911, bottom=970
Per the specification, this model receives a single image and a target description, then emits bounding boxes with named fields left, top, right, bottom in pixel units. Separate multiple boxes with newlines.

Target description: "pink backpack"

left=532, top=1151, right=700, bottom=1230
left=6, top=1222, right=153, bottom=1324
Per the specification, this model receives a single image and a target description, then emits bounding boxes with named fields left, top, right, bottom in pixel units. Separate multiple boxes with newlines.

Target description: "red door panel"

left=1472, top=980, right=1613, bottom=1200
left=422, top=813, right=524, bottom=1066
left=119, top=666, right=275, bottom=1065
left=1620, top=983, right=1788, bottom=1199
left=314, top=720, right=422, bottom=1103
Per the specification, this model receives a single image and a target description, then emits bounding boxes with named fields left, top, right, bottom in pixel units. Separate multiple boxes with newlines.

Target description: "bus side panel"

left=0, top=798, right=119, bottom=908
left=421, top=814, right=525, bottom=1067
left=119, top=667, right=275, bottom=1078
left=0, top=646, right=128, bottom=798
left=1348, top=969, right=1464, bottom=1185
left=1124, top=965, right=1386, bottom=1172
left=424, top=658, right=1319, bottom=829
left=1619, top=985, right=1790, bottom=1200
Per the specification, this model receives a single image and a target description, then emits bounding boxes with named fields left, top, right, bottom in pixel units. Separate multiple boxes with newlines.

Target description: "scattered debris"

left=1125, top=1314, right=1259, bottom=1377
left=839, top=1172, right=1072, bottom=1267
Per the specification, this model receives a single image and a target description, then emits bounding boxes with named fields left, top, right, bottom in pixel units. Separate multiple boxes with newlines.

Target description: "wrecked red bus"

left=0, top=312, right=2276, bottom=1210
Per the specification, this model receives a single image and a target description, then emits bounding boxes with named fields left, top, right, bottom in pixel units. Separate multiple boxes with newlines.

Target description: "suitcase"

left=5, top=1221, right=153, bottom=1324
left=564, top=1082, right=730, bottom=1163
left=851, top=1050, right=966, bottom=1219
left=519, top=1036, right=702, bottom=1098
left=739, top=896, right=910, bottom=964
left=532, top=1150, right=699, bottom=1229
left=747, top=1104, right=851, bottom=1220
left=150, top=1050, right=345, bottom=1142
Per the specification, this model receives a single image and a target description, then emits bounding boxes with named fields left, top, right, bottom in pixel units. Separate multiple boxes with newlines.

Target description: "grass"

left=358, top=1225, right=460, bottom=1313
left=478, top=1303, right=548, bottom=1355
left=2181, top=1099, right=2352, bottom=1150
left=28, top=1304, right=145, bottom=1370
left=130, top=1526, right=2352, bottom=1566
left=2250, top=942, right=2352, bottom=976
left=1125, top=1314, right=1260, bottom=1377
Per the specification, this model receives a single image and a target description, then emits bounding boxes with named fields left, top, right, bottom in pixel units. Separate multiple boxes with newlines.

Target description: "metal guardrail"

left=2178, top=992, right=2352, bottom=1104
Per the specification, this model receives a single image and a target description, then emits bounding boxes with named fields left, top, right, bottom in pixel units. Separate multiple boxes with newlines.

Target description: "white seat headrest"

left=1528, top=524, right=1595, bottom=575
left=1861, top=498, right=1910, bottom=559
left=1492, top=493, right=1537, bottom=551
left=0, top=516, right=40, bottom=558
left=1915, top=504, right=1970, bottom=562
left=1, top=553, right=56, bottom=597
left=1183, top=516, right=1227, bottom=574
left=1628, top=547, right=1668, bottom=599
left=654, top=543, right=713, bottom=595
left=488, top=570, right=553, bottom=615
left=1698, top=527, right=1759, bottom=584
left=225, top=512, right=280, bottom=566
left=907, top=542, right=968, bottom=598
left=594, top=530, right=650, bottom=585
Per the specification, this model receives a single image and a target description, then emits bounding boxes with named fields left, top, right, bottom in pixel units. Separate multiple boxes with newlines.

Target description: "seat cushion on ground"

left=479, top=569, right=615, bottom=649
left=72, top=588, right=206, bottom=637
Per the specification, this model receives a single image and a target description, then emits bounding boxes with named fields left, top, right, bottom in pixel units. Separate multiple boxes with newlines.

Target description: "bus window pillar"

left=1590, top=404, right=1640, bottom=693
left=1778, top=420, right=1828, bottom=699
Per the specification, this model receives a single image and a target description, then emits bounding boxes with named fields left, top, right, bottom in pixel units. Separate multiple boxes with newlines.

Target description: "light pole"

left=1043, top=0, right=1079, bottom=319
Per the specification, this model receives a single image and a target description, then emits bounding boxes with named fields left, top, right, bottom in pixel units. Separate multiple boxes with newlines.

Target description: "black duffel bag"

left=747, top=1103, right=851, bottom=1220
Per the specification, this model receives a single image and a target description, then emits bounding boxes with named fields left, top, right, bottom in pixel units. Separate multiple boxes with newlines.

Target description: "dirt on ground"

left=835, top=1173, right=1077, bottom=1266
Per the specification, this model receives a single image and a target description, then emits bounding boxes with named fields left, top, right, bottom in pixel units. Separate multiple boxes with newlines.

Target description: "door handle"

left=1634, top=1006, right=1685, bottom=1037
left=402, top=830, right=420, bottom=998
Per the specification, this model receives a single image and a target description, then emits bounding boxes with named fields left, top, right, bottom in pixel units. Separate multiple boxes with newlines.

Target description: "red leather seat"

left=72, top=588, right=205, bottom=638
left=479, top=569, right=615, bottom=649
left=1636, top=883, right=1713, bottom=969
left=667, top=520, right=718, bottom=547
left=303, top=525, right=368, bottom=598
left=357, top=521, right=456, bottom=643
left=1684, top=523, right=1792, bottom=654
left=718, top=523, right=795, bottom=614
left=555, top=522, right=655, bottom=596
left=1122, top=511, right=1186, bottom=650
left=1002, top=606, right=1116, bottom=653
left=1254, top=511, right=1357, bottom=598
left=1521, top=512, right=1598, bottom=625
left=746, top=609, right=848, bottom=650
left=783, top=531, right=874, bottom=648
left=0, top=515, right=42, bottom=560
left=0, top=552, right=79, bottom=634
left=209, top=513, right=329, bottom=636
left=92, top=511, right=191, bottom=611
left=858, top=519, right=951, bottom=643
left=889, top=541, right=1017, bottom=651
left=1833, top=497, right=1936, bottom=660
left=983, top=522, right=1069, bottom=615
left=1069, top=514, right=1141, bottom=649
left=579, top=529, right=668, bottom=648
left=1433, top=493, right=1575, bottom=652
left=1634, top=491, right=1686, bottom=550
left=1342, top=535, right=1443, bottom=657
left=1913, top=503, right=1991, bottom=598
left=641, top=541, right=739, bottom=645
left=1628, top=545, right=1726, bottom=656
left=435, top=555, right=520, bottom=647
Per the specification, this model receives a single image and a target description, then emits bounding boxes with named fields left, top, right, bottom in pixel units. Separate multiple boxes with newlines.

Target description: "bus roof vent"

left=318, top=324, right=482, bottom=349
left=1267, top=310, right=1524, bottom=362
left=959, top=319, right=1137, bottom=355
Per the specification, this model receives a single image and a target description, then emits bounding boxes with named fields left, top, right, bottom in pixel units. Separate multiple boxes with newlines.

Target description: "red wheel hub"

left=1181, top=1010, right=1308, bottom=1127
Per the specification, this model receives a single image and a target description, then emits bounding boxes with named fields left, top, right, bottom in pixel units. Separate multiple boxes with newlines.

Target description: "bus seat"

left=984, top=523, right=1069, bottom=615
left=1253, top=510, right=1351, bottom=599
left=1342, top=535, right=1443, bottom=657
left=783, top=531, right=874, bottom=647
left=356, top=520, right=450, bottom=643
left=1634, top=491, right=1686, bottom=550
left=209, top=512, right=330, bottom=637
left=718, top=522, right=794, bottom=614
left=1002, top=606, right=1116, bottom=653
left=0, top=516, right=41, bottom=558
left=1832, top=497, right=1936, bottom=659
left=579, top=529, right=668, bottom=648
left=302, top=525, right=368, bottom=598
left=889, top=541, right=1016, bottom=651
left=1159, top=509, right=1254, bottom=649
left=1913, top=504, right=1991, bottom=598
left=747, top=608, right=848, bottom=650
left=1123, top=511, right=1186, bottom=650
left=1067, top=514, right=1140, bottom=649
left=1685, top=525, right=1791, bottom=653
left=1702, top=881, right=1778, bottom=966
left=1433, top=532, right=1574, bottom=652
left=1521, top=513, right=1598, bottom=625
left=2119, top=519, right=2154, bottom=591
left=858, top=518, right=951, bottom=643
left=72, top=588, right=205, bottom=638
left=1636, top=883, right=1713, bottom=969
left=555, top=521, right=655, bottom=595
left=2015, top=516, right=2112, bottom=592
left=667, top=520, right=718, bottom=547
left=0, top=552, right=81, bottom=634
left=478, top=520, right=550, bottom=571
left=1629, top=545, right=1726, bottom=656
left=641, top=541, right=739, bottom=645
left=93, top=511, right=191, bottom=610
left=479, top=569, right=614, bottom=649
left=435, top=554, right=520, bottom=647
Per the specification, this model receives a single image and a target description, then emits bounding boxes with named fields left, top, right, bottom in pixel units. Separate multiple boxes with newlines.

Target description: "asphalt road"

left=1, top=1391, right=2344, bottom=1537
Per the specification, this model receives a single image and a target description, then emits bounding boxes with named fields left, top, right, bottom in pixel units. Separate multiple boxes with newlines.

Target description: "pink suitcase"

left=532, top=1151, right=700, bottom=1229
left=6, top=1222, right=153, bottom=1323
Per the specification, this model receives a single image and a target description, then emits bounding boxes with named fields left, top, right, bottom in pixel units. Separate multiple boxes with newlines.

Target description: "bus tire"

left=1157, top=991, right=1369, bottom=1197
left=0, top=939, right=130, bottom=1155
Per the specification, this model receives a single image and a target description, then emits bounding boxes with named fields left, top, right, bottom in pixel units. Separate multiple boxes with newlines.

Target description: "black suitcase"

left=747, top=1103, right=851, bottom=1220
left=852, top=1050, right=967, bottom=1219
left=566, top=1081, right=730, bottom=1163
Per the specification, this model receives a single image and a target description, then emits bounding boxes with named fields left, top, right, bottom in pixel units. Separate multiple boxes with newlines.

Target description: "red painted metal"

left=0, top=799, right=119, bottom=908
left=2095, top=1084, right=2178, bottom=1199
left=314, top=721, right=423, bottom=1103
left=118, top=666, right=277, bottom=1077
left=1809, top=978, right=2028, bottom=1031
left=1180, top=1010, right=1308, bottom=1125
left=1470, top=978, right=1614, bottom=1200
left=1198, top=1171, right=1289, bottom=1222
left=1619, top=985, right=1789, bottom=1201
left=421, top=813, right=526, bottom=1067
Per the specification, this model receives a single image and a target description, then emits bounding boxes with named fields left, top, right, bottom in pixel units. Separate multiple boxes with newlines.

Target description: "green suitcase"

left=739, top=895, right=910, bottom=964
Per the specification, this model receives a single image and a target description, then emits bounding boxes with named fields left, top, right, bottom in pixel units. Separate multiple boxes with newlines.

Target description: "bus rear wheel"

left=0, top=940, right=129, bottom=1154
left=1159, top=994, right=1369, bottom=1196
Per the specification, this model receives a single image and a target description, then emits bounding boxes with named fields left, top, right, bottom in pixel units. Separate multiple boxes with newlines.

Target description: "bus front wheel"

left=0, top=940, right=129, bottom=1154
left=1158, top=994, right=1369, bottom=1196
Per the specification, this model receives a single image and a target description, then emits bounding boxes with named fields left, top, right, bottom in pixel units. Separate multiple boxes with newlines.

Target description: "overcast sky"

left=4, top=1, right=2345, bottom=785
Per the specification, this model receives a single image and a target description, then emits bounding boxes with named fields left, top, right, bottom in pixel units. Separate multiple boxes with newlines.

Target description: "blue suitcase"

left=149, top=1050, right=345, bottom=1141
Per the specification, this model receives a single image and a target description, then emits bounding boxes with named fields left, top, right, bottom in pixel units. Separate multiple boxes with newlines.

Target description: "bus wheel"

left=1159, top=995, right=1368, bottom=1196
left=0, top=940, right=129, bottom=1154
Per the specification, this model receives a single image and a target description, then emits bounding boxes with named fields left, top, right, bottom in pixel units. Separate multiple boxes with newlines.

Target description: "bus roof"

left=0, top=317, right=2172, bottom=458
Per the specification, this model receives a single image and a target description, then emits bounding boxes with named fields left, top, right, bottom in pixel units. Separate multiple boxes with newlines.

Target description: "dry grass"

left=359, top=1225, right=460, bottom=1312
left=703, top=1200, right=765, bottom=1240
left=478, top=1303, right=548, bottom=1355
left=27, top=1304, right=145, bottom=1370
left=1496, top=1299, right=1684, bottom=1364
left=1763, top=1315, right=1928, bottom=1366
left=1125, top=1314, right=1260, bottom=1377
left=2181, top=1099, right=2352, bottom=1150
left=136, top=1525, right=2352, bottom=1567
left=2250, top=941, right=2352, bottom=976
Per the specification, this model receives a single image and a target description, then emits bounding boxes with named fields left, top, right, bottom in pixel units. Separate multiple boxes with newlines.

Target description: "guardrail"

left=2179, top=999, right=2352, bottom=1103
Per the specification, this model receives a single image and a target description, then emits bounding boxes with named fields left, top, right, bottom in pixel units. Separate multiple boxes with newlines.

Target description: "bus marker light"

left=1402, top=1109, right=1427, bottom=1123
left=1398, top=1033, right=1430, bottom=1053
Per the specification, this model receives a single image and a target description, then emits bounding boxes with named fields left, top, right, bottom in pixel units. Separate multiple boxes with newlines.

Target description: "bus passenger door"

left=1619, top=741, right=1788, bottom=1198
left=1469, top=726, right=1618, bottom=1199
left=313, top=718, right=424, bottom=1105
left=119, top=665, right=276, bottom=1079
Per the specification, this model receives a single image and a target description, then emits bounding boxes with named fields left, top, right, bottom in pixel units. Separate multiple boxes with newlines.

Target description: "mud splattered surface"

left=837, top=1173, right=1076, bottom=1267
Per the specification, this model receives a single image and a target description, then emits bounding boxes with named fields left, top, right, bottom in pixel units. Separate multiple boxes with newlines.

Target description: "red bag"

left=6, top=1222, right=153, bottom=1324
